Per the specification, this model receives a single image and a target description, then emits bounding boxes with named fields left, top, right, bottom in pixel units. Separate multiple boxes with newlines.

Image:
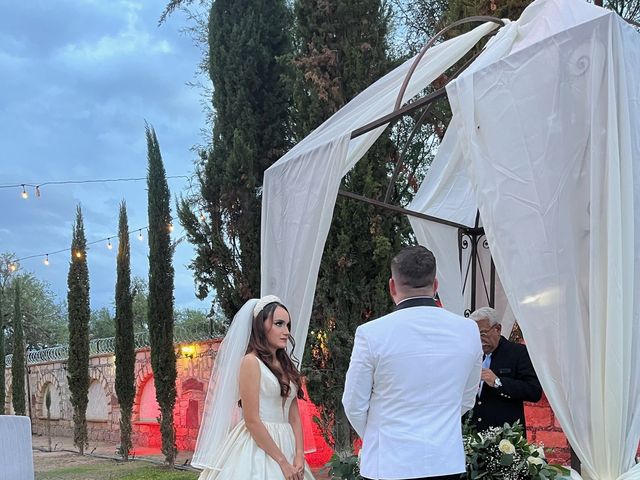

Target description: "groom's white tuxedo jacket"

left=343, top=297, right=482, bottom=480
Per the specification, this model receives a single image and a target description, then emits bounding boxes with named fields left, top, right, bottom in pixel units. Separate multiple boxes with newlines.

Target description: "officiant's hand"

left=481, top=368, right=498, bottom=387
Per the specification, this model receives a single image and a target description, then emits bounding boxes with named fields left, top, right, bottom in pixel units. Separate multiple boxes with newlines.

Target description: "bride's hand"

left=293, top=453, right=305, bottom=479
left=277, top=459, right=298, bottom=480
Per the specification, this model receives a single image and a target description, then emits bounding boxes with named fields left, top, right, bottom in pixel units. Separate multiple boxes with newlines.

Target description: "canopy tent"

left=261, top=0, right=640, bottom=479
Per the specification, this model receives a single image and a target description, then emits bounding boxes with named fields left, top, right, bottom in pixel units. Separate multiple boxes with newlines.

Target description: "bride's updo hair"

left=247, top=301, right=304, bottom=400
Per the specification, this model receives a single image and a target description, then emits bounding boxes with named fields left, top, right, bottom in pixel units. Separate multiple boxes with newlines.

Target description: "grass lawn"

left=36, top=458, right=199, bottom=480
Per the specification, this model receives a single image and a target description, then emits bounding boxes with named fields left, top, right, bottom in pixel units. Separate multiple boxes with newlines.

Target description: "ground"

left=32, top=434, right=329, bottom=480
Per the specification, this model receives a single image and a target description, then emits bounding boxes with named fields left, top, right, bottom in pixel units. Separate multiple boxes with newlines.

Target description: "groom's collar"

left=394, top=296, right=438, bottom=311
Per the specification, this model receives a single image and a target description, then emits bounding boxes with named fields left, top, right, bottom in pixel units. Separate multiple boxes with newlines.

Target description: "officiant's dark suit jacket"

left=469, top=336, right=542, bottom=432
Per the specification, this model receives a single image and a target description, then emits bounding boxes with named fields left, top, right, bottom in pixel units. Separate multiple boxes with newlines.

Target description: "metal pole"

left=337, top=189, right=472, bottom=231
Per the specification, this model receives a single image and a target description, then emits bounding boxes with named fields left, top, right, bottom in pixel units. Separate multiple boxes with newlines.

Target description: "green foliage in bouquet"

left=325, top=452, right=362, bottom=480
left=326, top=421, right=570, bottom=480
left=463, top=420, right=570, bottom=480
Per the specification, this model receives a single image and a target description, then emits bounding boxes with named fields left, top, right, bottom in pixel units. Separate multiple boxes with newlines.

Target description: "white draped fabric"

left=261, top=21, right=501, bottom=357
left=447, top=4, right=640, bottom=479
left=260, top=0, right=640, bottom=479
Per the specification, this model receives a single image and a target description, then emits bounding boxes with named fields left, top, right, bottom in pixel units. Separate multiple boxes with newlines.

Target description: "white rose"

left=528, top=456, right=544, bottom=465
left=536, top=446, right=546, bottom=459
left=498, top=440, right=516, bottom=455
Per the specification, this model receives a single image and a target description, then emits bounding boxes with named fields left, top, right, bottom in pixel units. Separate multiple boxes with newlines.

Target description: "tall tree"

left=11, top=280, right=26, bottom=416
left=67, top=206, right=91, bottom=454
left=0, top=311, right=4, bottom=414
left=132, top=276, right=149, bottom=331
left=0, top=262, right=67, bottom=350
left=90, top=308, right=115, bottom=339
left=114, top=201, right=135, bottom=460
left=177, top=0, right=292, bottom=319
left=291, top=0, right=407, bottom=453
left=146, top=124, right=177, bottom=465
left=0, top=253, right=17, bottom=412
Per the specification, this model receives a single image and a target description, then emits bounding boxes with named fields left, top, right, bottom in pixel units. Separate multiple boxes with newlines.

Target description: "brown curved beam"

left=394, top=15, right=505, bottom=111
left=382, top=47, right=486, bottom=203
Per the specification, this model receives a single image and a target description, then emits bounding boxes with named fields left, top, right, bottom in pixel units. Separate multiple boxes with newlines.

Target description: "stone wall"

left=4, top=339, right=221, bottom=451
left=524, top=396, right=570, bottom=464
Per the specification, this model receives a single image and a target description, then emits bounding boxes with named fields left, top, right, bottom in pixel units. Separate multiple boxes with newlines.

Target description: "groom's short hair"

left=391, top=246, right=436, bottom=289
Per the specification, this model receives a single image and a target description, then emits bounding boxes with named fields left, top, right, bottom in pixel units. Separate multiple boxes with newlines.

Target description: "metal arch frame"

left=337, top=16, right=505, bottom=313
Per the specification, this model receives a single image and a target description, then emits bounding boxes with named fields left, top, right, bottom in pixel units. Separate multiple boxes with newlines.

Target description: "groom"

left=343, top=246, right=483, bottom=480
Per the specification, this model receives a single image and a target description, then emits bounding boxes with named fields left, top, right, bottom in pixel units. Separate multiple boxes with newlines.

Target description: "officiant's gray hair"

left=469, top=307, right=500, bottom=327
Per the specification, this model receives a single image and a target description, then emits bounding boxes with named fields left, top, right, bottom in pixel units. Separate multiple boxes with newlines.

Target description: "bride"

left=192, top=295, right=316, bottom=480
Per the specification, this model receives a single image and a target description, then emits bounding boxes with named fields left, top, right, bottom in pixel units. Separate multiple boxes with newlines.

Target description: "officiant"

left=468, top=307, right=542, bottom=433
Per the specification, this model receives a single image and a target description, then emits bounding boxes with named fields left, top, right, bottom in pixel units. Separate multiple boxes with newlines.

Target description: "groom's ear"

left=389, top=277, right=397, bottom=298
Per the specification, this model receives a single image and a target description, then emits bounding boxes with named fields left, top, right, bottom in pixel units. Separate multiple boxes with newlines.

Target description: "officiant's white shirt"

left=343, top=303, right=482, bottom=479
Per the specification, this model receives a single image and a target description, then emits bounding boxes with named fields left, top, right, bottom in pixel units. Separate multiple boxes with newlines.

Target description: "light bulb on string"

left=35, top=186, right=41, bottom=198
left=9, top=263, right=17, bottom=272
left=107, top=238, right=113, bottom=250
left=137, top=229, right=144, bottom=241
left=44, top=255, right=49, bottom=266
left=168, top=223, right=174, bottom=233
left=21, top=185, right=28, bottom=199
left=75, top=251, right=82, bottom=259
left=199, top=211, right=206, bottom=222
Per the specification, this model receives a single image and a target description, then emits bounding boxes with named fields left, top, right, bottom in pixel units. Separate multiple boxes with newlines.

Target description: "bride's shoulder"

left=240, top=353, right=261, bottom=370
left=240, top=353, right=260, bottom=377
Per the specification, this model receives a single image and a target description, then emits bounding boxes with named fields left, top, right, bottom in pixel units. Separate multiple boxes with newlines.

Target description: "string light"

left=14, top=220, right=175, bottom=265
left=1, top=175, right=191, bottom=199
left=199, top=211, right=206, bottom=222
left=44, top=255, right=49, bottom=266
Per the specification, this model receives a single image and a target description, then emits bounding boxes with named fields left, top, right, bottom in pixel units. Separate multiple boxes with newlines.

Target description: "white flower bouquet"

left=463, top=420, right=570, bottom=480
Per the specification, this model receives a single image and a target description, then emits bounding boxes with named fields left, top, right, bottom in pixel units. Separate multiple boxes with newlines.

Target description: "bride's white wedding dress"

left=198, top=357, right=316, bottom=480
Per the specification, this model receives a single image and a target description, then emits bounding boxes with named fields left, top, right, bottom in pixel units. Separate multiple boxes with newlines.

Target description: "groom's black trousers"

left=363, top=474, right=463, bottom=480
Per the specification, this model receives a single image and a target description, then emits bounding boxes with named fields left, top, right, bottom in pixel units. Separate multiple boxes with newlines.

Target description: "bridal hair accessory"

left=253, top=295, right=282, bottom=318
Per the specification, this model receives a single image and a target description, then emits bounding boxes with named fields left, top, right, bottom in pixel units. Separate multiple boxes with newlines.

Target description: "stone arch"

left=135, top=374, right=160, bottom=423
left=36, top=371, right=64, bottom=420
left=86, top=366, right=112, bottom=422
left=132, top=356, right=155, bottom=421
left=86, top=379, right=110, bottom=422
left=89, top=363, right=114, bottom=399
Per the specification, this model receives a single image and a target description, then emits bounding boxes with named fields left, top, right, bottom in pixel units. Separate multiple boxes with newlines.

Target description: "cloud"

left=1, top=0, right=211, bottom=313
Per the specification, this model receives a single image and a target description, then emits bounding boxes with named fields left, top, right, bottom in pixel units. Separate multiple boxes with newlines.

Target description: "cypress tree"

left=11, top=280, right=26, bottom=416
left=177, top=0, right=292, bottom=319
left=114, top=201, right=135, bottom=460
left=291, top=0, right=406, bottom=453
left=0, top=255, right=15, bottom=412
left=67, top=205, right=90, bottom=454
left=0, top=304, right=5, bottom=413
left=146, top=125, right=177, bottom=465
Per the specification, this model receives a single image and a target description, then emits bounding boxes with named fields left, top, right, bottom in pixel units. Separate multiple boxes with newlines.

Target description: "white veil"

left=191, top=298, right=258, bottom=469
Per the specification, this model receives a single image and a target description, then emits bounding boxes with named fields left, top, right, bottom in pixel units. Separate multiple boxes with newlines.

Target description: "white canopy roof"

left=261, top=1, right=640, bottom=478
